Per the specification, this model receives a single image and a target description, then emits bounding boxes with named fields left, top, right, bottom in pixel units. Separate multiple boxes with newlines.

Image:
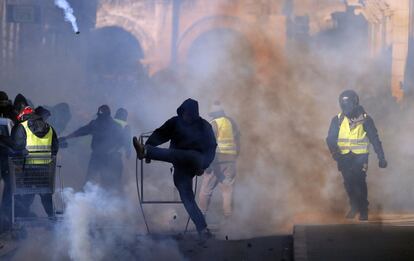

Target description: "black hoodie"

left=146, top=99, right=217, bottom=169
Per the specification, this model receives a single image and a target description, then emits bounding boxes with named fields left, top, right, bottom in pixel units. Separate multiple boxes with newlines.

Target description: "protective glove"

left=379, top=159, right=387, bottom=168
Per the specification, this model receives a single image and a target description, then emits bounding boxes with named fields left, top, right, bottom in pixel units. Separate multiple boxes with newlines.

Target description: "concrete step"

left=294, top=221, right=414, bottom=261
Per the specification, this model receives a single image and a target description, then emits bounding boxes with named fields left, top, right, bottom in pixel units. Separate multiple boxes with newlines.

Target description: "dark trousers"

left=15, top=194, right=54, bottom=217
left=146, top=146, right=207, bottom=232
left=338, top=153, right=369, bottom=214
left=86, top=152, right=122, bottom=192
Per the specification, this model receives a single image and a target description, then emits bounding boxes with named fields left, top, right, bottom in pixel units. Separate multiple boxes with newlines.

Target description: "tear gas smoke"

left=54, top=0, right=80, bottom=34
left=1, top=1, right=413, bottom=250
left=59, top=182, right=184, bottom=260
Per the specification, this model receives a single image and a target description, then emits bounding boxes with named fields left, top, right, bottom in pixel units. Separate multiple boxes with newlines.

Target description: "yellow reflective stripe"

left=339, top=144, right=369, bottom=150
left=26, top=145, right=52, bottom=150
left=337, top=138, right=369, bottom=143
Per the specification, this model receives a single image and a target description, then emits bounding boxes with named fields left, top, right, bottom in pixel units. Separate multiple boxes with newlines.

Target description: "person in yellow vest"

left=198, top=101, right=240, bottom=218
left=11, top=94, right=59, bottom=217
left=326, top=90, right=387, bottom=221
left=114, top=108, right=132, bottom=159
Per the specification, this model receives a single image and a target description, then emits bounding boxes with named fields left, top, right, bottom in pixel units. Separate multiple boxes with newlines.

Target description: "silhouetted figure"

left=0, top=91, right=14, bottom=232
left=326, top=90, right=387, bottom=221
left=42, top=103, right=71, bottom=136
left=133, top=99, right=217, bottom=239
left=112, top=108, right=132, bottom=190
left=114, top=108, right=132, bottom=159
left=60, top=105, right=123, bottom=191
left=199, top=101, right=240, bottom=218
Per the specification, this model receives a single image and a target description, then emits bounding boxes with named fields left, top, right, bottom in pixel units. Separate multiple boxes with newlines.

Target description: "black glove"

left=379, top=159, right=387, bottom=168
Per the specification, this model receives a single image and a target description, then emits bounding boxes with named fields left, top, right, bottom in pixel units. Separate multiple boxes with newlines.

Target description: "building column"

left=389, top=0, right=410, bottom=101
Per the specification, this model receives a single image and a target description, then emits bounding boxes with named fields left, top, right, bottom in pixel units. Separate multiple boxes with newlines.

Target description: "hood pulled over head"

left=177, top=98, right=200, bottom=123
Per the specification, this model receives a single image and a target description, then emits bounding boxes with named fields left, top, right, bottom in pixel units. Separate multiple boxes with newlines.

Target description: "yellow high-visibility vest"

left=337, top=113, right=369, bottom=155
left=211, top=117, right=237, bottom=155
left=21, top=120, right=53, bottom=164
left=114, top=118, right=128, bottom=129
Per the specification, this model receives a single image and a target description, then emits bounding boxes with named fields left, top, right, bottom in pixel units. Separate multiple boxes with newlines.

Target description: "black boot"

left=198, top=227, right=214, bottom=241
left=359, top=210, right=368, bottom=221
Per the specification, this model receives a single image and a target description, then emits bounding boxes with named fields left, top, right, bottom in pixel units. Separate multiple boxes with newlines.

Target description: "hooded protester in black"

left=145, top=98, right=217, bottom=170
left=134, top=98, right=216, bottom=237
left=61, top=104, right=124, bottom=190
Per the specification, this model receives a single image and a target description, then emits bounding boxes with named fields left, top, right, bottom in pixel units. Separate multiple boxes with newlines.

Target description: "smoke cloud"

left=1, top=3, right=413, bottom=259
left=58, top=182, right=182, bottom=260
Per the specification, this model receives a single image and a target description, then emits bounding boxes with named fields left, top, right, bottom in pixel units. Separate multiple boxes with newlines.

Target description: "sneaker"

left=132, top=136, right=146, bottom=160
left=198, top=228, right=214, bottom=241
left=345, top=209, right=357, bottom=219
left=359, top=212, right=368, bottom=221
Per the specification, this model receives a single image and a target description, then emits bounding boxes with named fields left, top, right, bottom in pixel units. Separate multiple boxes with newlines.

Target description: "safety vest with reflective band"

left=337, top=113, right=370, bottom=155
left=21, top=120, right=53, bottom=164
left=211, top=117, right=237, bottom=155
left=114, top=119, right=128, bottom=129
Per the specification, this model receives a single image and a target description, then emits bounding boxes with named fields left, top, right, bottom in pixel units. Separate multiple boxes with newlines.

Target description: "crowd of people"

left=0, top=89, right=384, bottom=240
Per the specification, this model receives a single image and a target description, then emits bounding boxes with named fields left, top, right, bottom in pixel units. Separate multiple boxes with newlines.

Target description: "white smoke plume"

left=58, top=182, right=184, bottom=261
left=54, top=0, right=80, bottom=33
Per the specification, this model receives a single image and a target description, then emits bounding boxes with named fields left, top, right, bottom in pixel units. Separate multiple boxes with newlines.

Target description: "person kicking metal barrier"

left=133, top=98, right=217, bottom=239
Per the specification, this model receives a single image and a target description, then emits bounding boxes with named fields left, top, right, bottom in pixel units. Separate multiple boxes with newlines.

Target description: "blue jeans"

left=146, top=146, right=207, bottom=232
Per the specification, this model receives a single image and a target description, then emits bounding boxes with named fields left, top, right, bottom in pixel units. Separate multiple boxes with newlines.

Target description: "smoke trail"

left=54, top=0, right=79, bottom=33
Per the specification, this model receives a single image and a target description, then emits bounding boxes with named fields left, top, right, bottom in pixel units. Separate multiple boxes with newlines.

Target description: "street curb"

left=293, top=225, right=308, bottom=261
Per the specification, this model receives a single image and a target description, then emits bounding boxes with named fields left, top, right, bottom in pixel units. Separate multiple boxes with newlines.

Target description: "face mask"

left=340, top=97, right=356, bottom=117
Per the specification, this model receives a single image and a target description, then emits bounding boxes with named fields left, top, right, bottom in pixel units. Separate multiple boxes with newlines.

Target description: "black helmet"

left=339, top=90, right=359, bottom=117
left=114, top=108, right=128, bottom=121
left=97, top=104, right=111, bottom=117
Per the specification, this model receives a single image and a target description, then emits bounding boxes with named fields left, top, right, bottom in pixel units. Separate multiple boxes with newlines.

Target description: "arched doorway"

left=86, top=26, right=149, bottom=102
left=184, top=28, right=255, bottom=103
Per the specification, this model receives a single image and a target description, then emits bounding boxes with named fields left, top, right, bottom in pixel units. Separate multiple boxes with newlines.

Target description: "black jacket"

left=67, top=115, right=123, bottom=154
left=326, top=106, right=385, bottom=161
left=146, top=99, right=217, bottom=169
left=11, top=113, right=59, bottom=155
